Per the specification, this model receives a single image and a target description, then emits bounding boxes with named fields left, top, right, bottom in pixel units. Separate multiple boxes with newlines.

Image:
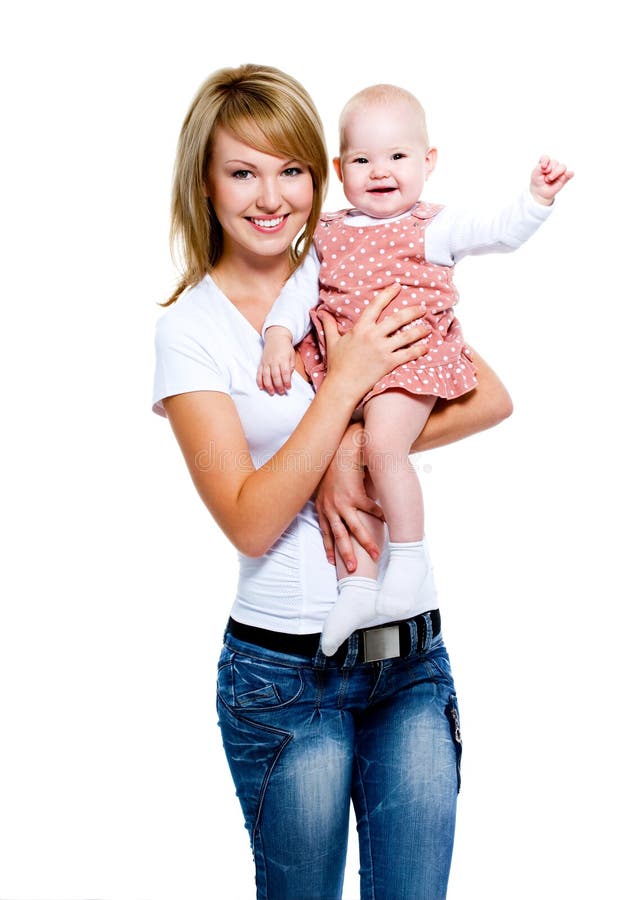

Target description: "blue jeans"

left=217, top=618, right=461, bottom=900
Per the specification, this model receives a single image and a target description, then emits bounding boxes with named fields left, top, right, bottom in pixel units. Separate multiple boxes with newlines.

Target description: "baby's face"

left=335, top=100, right=436, bottom=219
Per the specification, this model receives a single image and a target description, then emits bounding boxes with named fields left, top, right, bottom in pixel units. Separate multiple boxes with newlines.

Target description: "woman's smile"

left=248, top=214, right=289, bottom=232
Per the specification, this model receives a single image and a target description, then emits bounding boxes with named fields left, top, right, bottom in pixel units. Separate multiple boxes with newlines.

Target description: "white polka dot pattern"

left=299, top=203, right=478, bottom=404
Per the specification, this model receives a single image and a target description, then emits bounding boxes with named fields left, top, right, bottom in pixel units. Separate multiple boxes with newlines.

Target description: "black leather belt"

left=227, top=609, right=441, bottom=663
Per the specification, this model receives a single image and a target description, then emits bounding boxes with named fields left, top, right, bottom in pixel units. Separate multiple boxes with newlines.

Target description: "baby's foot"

left=376, top=541, right=429, bottom=619
left=321, top=577, right=378, bottom=656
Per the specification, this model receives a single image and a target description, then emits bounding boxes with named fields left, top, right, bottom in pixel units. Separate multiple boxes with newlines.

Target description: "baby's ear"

left=332, top=157, right=343, bottom=182
left=425, top=147, right=438, bottom=180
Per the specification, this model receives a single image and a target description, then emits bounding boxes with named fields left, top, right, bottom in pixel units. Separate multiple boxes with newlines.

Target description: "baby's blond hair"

left=339, top=84, right=429, bottom=153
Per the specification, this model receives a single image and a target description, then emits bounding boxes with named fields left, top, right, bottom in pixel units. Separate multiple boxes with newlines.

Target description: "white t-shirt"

left=153, top=275, right=353, bottom=633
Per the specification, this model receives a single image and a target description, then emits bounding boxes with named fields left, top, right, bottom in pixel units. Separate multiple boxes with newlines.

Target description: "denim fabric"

left=217, top=618, right=461, bottom=900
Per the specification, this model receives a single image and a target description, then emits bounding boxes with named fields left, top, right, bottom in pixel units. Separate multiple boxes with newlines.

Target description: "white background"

left=1, top=1, right=624, bottom=898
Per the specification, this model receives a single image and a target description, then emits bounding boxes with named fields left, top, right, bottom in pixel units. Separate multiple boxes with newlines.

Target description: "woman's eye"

left=283, top=167, right=303, bottom=177
left=232, top=169, right=253, bottom=180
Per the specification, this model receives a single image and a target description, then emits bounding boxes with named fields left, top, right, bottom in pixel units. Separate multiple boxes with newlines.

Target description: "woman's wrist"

left=338, top=421, right=365, bottom=460
left=315, top=370, right=364, bottom=416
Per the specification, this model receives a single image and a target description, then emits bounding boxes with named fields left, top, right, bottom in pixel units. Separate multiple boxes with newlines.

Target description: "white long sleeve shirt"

left=263, top=189, right=553, bottom=342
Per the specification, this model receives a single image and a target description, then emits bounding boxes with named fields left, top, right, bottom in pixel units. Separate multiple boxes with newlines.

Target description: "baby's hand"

left=256, top=326, right=297, bottom=395
left=530, top=156, right=574, bottom=205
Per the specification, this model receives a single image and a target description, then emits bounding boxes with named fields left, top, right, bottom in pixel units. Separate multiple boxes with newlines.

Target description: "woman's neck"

left=210, top=251, right=292, bottom=334
left=211, top=252, right=291, bottom=308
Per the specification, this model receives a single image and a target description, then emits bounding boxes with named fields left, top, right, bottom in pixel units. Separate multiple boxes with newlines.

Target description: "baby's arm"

left=427, top=156, right=573, bottom=265
left=258, top=326, right=297, bottom=396
left=256, top=246, right=321, bottom=395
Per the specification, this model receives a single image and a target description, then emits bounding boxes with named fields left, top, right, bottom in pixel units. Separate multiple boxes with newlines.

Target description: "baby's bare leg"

left=364, top=392, right=436, bottom=618
left=321, top=392, right=437, bottom=654
left=364, top=391, right=434, bottom=539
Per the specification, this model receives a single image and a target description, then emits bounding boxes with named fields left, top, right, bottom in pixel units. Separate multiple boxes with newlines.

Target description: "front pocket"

left=218, top=653, right=304, bottom=712
left=424, top=645, right=454, bottom=684
left=238, top=683, right=281, bottom=708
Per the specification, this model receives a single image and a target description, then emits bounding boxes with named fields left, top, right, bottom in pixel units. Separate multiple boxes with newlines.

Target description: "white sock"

left=321, top=577, right=378, bottom=657
left=376, top=541, right=430, bottom=619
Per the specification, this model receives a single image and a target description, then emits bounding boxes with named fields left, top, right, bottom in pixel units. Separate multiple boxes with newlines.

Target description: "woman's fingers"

left=316, top=309, right=340, bottom=350
left=315, top=505, right=337, bottom=566
left=316, top=499, right=384, bottom=570
left=360, top=496, right=385, bottom=521
left=316, top=505, right=351, bottom=569
left=339, top=508, right=382, bottom=563
left=329, top=519, right=356, bottom=572
left=378, top=305, right=430, bottom=339
left=357, top=282, right=402, bottom=324
left=321, top=286, right=434, bottom=399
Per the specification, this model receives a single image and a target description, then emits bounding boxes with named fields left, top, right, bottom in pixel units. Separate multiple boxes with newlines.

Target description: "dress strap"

left=410, top=201, right=444, bottom=222
left=318, top=208, right=352, bottom=224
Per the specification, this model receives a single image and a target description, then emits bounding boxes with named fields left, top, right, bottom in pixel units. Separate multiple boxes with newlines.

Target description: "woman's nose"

left=257, top=178, right=281, bottom=211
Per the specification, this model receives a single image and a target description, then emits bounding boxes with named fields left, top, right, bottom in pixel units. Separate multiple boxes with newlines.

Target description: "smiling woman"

left=152, top=64, right=511, bottom=900
left=164, top=64, right=328, bottom=308
left=205, top=129, right=314, bottom=266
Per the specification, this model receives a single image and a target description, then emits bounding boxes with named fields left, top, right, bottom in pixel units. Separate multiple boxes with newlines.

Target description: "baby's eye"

left=391, top=153, right=406, bottom=161
left=354, top=157, right=369, bottom=165
left=232, top=169, right=253, bottom=179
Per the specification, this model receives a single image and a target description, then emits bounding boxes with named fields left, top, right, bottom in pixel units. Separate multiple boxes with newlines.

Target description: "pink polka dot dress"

left=299, top=202, right=478, bottom=405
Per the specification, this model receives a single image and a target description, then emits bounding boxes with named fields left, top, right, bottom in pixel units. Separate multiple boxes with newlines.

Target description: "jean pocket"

left=424, top=642, right=454, bottom=685
left=218, top=653, right=304, bottom=712
left=445, top=692, right=463, bottom=793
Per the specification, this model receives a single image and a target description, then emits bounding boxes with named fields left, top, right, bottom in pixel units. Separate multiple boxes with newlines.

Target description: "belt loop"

left=407, top=618, right=419, bottom=656
left=421, top=611, right=434, bottom=652
left=341, top=633, right=359, bottom=670
left=313, top=641, right=327, bottom=670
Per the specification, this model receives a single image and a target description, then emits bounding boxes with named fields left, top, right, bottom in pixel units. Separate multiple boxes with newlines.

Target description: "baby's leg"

left=321, top=493, right=386, bottom=657
left=364, top=391, right=436, bottom=619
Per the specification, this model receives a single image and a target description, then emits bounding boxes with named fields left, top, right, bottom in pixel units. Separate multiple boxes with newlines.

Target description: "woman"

left=153, top=64, right=512, bottom=900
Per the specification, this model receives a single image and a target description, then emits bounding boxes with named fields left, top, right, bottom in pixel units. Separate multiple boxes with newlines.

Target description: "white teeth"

left=251, top=216, right=284, bottom=228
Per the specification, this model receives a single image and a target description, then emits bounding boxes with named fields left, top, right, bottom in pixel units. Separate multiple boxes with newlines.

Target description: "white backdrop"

left=1, top=1, right=624, bottom=898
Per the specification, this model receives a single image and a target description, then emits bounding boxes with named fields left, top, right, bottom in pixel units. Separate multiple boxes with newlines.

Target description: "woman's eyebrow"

left=225, top=158, right=258, bottom=167
left=225, top=157, right=302, bottom=167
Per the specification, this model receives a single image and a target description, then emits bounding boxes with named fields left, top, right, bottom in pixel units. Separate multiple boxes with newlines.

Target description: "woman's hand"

left=315, top=424, right=384, bottom=571
left=319, top=284, right=431, bottom=404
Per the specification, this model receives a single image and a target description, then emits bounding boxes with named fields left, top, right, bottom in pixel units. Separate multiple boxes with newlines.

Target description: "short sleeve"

left=152, top=311, right=231, bottom=417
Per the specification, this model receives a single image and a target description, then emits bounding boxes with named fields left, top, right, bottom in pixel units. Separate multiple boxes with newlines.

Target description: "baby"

left=257, top=84, right=573, bottom=655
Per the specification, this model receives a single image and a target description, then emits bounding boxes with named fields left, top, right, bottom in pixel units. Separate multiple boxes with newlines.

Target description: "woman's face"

left=206, top=126, right=314, bottom=266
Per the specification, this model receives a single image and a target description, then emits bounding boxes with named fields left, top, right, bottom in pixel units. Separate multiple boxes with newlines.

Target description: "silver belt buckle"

left=363, top=624, right=401, bottom=663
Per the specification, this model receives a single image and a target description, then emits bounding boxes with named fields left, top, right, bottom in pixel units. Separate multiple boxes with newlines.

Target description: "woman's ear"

left=425, top=147, right=438, bottom=180
left=332, top=157, right=343, bottom=183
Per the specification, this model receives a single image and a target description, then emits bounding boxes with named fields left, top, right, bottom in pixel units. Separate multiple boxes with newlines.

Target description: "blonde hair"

left=164, top=64, right=328, bottom=306
left=339, top=84, right=429, bottom=153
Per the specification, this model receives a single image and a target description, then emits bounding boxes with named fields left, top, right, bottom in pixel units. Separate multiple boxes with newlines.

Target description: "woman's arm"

left=162, top=286, right=430, bottom=558
left=411, top=347, right=513, bottom=452
left=314, top=348, right=513, bottom=569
